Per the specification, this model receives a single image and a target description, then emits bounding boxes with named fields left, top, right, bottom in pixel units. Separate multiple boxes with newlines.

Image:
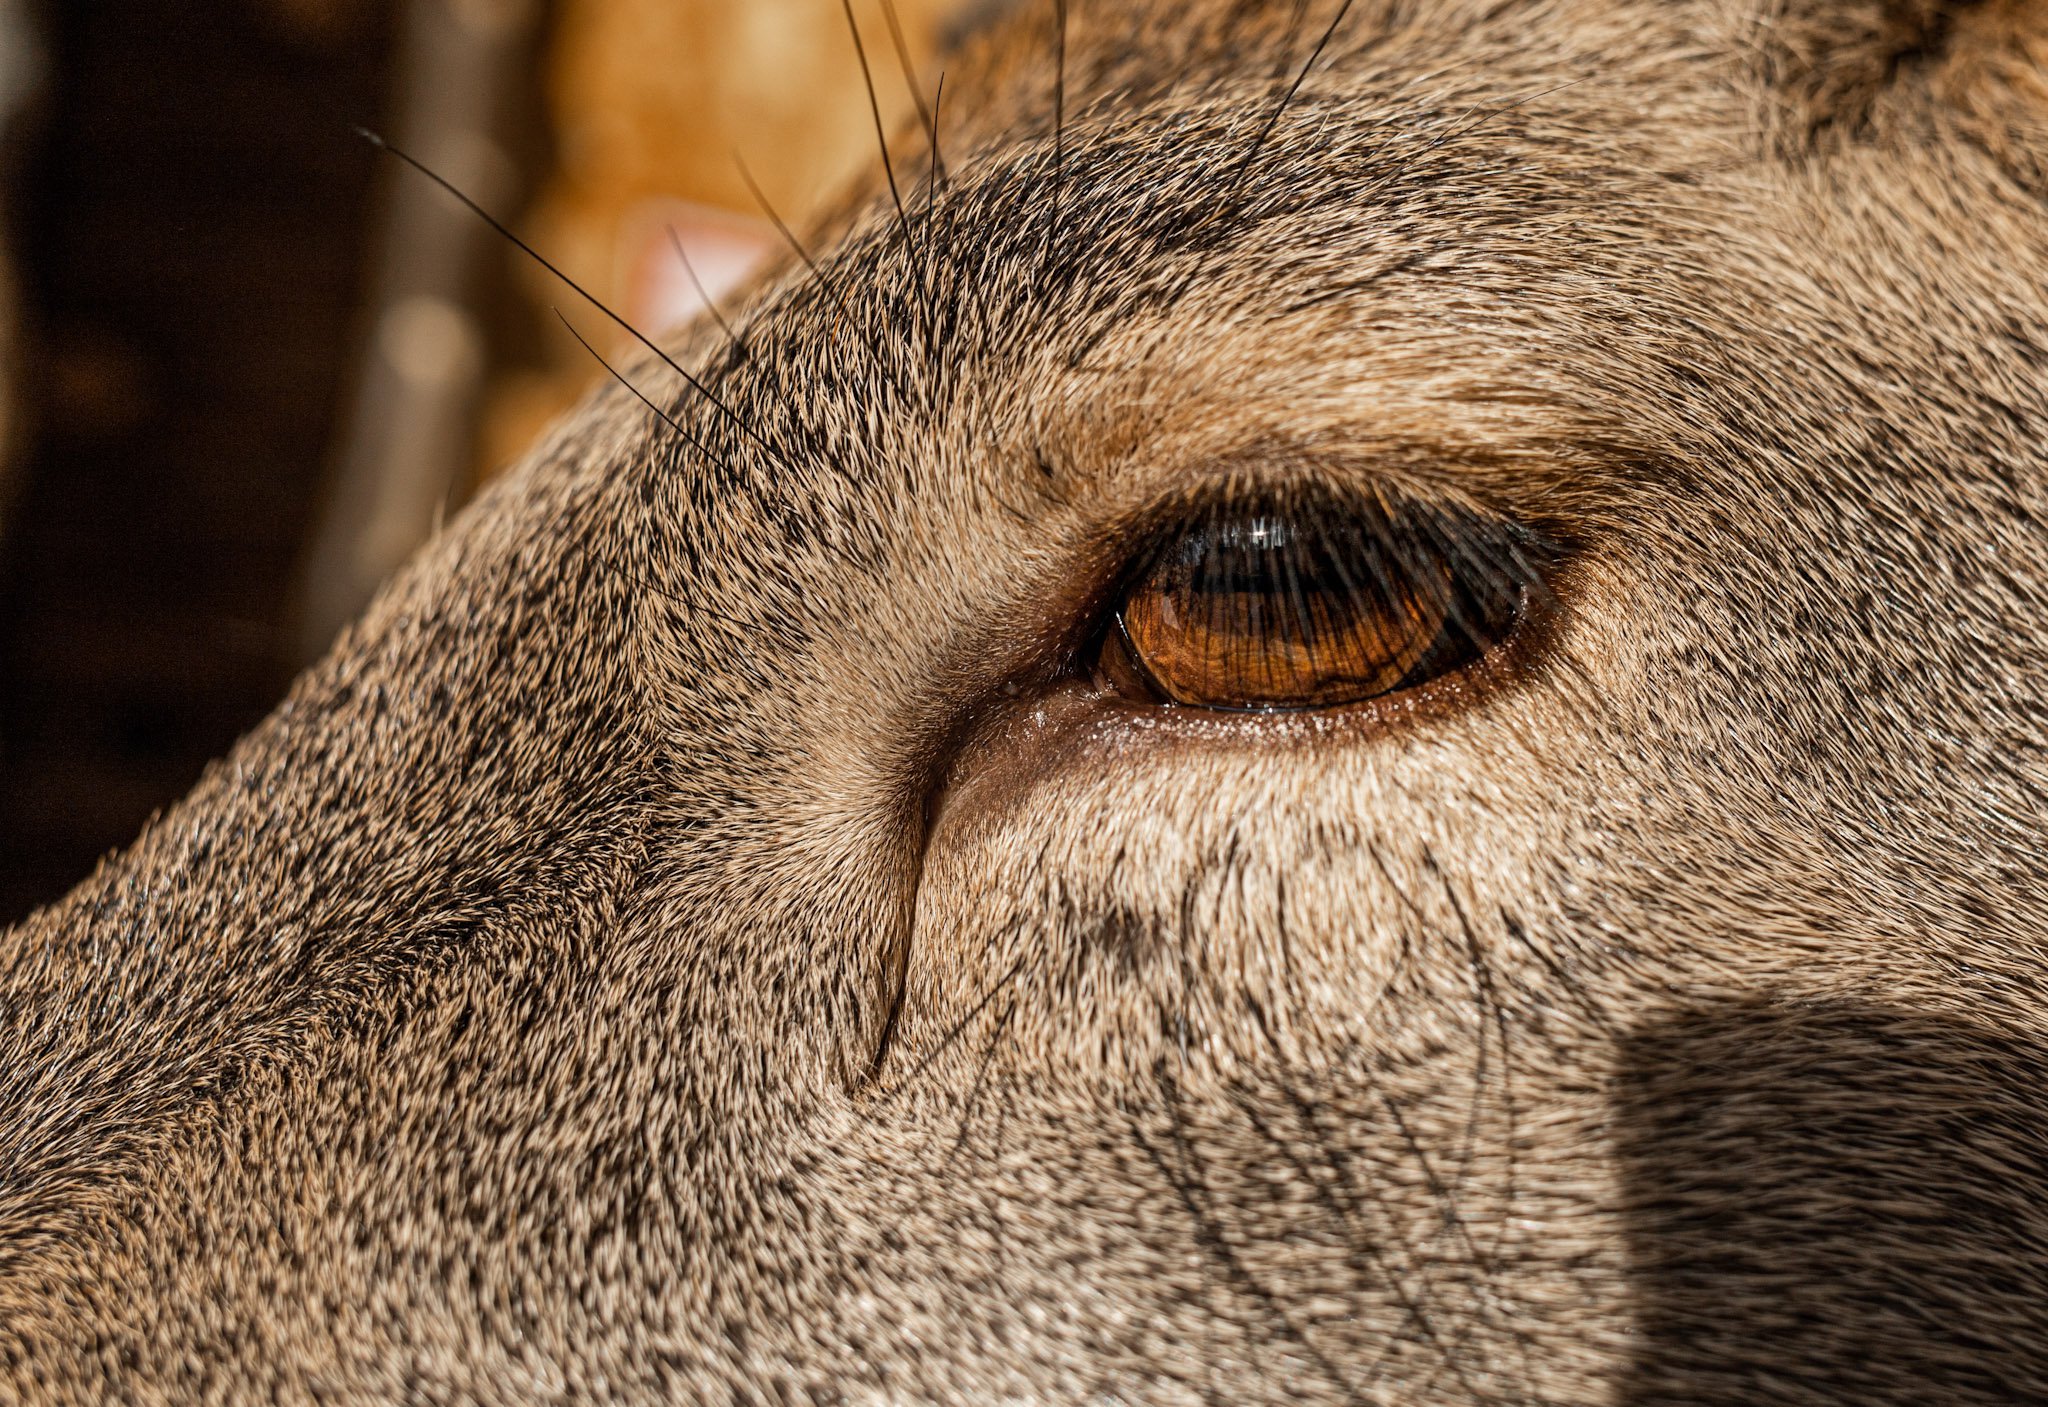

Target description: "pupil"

left=1173, top=518, right=1419, bottom=627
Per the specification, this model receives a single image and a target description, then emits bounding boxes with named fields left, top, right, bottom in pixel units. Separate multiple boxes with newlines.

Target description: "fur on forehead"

left=936, top=0, right=2048, bottom=143
left=1751, top=0, right=2048, bottom=180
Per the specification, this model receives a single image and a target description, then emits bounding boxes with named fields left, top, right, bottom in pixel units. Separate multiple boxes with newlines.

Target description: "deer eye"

left=1094, top=491, right=1534, bottom=712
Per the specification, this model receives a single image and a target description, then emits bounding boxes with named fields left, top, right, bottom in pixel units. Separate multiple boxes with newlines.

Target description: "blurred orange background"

left=492, top=0, right=958, bottom=469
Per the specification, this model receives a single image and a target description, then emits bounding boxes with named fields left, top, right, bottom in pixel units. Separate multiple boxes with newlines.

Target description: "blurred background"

left=0, top=0, right=965, bottom=923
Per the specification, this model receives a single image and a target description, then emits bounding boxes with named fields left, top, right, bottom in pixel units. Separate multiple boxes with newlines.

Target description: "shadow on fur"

left=1619, top=996, right=2048, bottom=1404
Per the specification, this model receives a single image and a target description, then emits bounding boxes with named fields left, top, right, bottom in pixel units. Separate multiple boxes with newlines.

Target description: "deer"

left=1, top=0, right=2045, bottom=1401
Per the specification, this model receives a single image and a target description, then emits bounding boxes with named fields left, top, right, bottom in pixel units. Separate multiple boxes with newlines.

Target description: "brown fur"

left=3, top=0, right=2047, bottom=1400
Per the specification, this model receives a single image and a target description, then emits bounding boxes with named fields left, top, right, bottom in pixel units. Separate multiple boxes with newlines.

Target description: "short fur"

left=2, top=1, right=2046, bottom=1401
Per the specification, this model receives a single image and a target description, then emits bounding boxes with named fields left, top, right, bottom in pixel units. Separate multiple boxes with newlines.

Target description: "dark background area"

left=0, top=0, right=924, bottom=926
left=0, top=1, right=400, bottom=922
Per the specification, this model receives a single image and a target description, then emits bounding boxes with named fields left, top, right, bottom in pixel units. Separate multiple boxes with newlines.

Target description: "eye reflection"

left=1098, top=492, right=1528, bottom=712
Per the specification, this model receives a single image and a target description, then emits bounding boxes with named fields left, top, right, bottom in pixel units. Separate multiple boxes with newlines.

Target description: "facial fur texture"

left=1, top=1, right=2046, bottom=1402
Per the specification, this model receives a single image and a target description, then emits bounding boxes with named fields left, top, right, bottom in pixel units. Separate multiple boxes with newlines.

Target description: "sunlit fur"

left=1, top=0, right=2046, bottom=1401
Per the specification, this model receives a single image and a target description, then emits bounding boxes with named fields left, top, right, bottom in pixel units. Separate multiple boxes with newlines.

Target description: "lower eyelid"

left=933, top=570, right=1564, bottom=851
left=944, top=603, right=1533, bottom=832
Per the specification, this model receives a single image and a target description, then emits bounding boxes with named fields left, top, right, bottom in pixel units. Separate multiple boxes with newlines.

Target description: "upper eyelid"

left=1093, top=476, right=1538, bottom=572
left=1073, top=431, right=1576, bottom=521
left=1040, top=400, right=1657, bottom=540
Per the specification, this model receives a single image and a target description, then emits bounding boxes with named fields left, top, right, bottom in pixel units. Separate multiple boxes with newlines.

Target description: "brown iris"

left=1100, top=497, right=1518, bottom=712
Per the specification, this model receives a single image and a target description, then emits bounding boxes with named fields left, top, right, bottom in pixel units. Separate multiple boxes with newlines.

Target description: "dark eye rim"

left=1078, top=481, right=1563, bottom=715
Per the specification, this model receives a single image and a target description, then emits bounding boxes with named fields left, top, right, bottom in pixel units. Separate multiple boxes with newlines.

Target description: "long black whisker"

left=1239, top=970, right=1497, bottom=1399
left=925, top=71, right=948, bottom=225
left=876, top=0, right=938, bottom=167
left=1243, top=1046, right=1454, bottom=1398
left=1441, top=72, right=1594, bottom=146
left=922, top=73, right=952, bottom=390
left=358, top=128, right=774, bottom=466
left=1037, top=0, right=1069, bottom=279
left=1119, top=0, right=1359, bottom=367
left=1232, top=0, right=1358, bottom=188
left=839, top=0, right=922, bottom=271
left=567, top=506, right=754, bottom=633
left=1377, top=1085, right=1489, bottom=1271
left=602, top=555, right=756, bottom=635
left=733, top=152, right=916, bottom=402
left=552, top=308, right=728, bottom=471
left=1415, top=857, right=1493, bottom=1260
left=1142, top=1063, right=1362, bottom=1399
left=943, top=995, right=1020, bottom=1164
left=1363, top=836, right=1427, bottom=995
left=1426, top=854, right=1539, bottom=1398
left=878, top=950, right=1032, bottom=1097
